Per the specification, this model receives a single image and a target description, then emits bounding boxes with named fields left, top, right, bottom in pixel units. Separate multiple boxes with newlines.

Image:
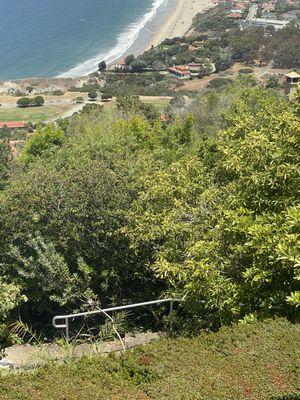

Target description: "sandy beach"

left=149, top=0, right=214, bottom=47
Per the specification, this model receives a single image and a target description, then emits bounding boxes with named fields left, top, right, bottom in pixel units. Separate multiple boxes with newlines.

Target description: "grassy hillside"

left=0, top=320, right=299, bottom=400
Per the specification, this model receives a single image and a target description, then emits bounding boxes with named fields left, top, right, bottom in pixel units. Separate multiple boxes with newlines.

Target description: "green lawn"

left=0, top=97, right=170, bottom=124
left=102, top=96, right=171, bottom=114
left=141, top=97, right=171, bottom=112
left=0, top=319, right=299, bottom=400
left=0, top=105, right=74, bottom=123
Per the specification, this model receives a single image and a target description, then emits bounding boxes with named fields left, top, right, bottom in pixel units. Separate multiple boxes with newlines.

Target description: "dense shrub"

left=0, top=319, right=299, bottom=399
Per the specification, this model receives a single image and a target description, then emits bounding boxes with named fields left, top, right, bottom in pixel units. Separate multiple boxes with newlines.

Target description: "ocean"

left=0, top=0, right=174, bottom=80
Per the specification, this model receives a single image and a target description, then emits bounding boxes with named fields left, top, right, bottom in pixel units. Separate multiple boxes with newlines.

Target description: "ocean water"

left=0, top=0, right=173, bottom=80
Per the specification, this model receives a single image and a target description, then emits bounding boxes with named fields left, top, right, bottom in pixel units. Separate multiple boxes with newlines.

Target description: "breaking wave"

left=58, top=0, right=168, bottom=77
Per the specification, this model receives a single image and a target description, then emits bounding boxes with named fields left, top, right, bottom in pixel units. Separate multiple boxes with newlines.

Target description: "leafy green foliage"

left=103, top=72, right=178, bottom=96
left=125, top=87, right=300, bottom=327
left=116, top=95, right=160, bottom=123
left=17, top=96, right=45, bottom=108
left=20, top=124, right=65, bottom=164
left=0, top=82, right=299, bottom=341
left=0, top=139, right=12, bottom=190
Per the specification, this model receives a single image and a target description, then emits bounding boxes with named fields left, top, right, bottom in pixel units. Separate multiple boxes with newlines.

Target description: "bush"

left=52, top=89, right=65, bottom=96
left=74, top=96, right=84, bottom=103
left=0, top=320, right=298, bottom=399
left=238, top=68, right=254, bottom=74
left=17, top=96, right=45, bottom=107
left=101, top=93, right=113, bottom=101
left=208, top=78, right=233, bottom=88
left=33, top=96, right=45, bottom=106
left=88, top=91, right=98, bottom=101
left=16, top=97, right=31, bottom=108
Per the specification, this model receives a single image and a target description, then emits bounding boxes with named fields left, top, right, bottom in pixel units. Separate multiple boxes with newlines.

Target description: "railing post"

left=65, top=318, right=70, bottom=343
left=170, top=299, right=173, bottom=314
left=170, top=299, right=174, bottom=334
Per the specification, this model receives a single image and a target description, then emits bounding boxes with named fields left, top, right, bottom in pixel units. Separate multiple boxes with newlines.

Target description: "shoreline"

left=62, top=0, right=215, bottom=75
left=0, top=0, right=214, bottom=84
left=148, top=0, right=214, bottom=48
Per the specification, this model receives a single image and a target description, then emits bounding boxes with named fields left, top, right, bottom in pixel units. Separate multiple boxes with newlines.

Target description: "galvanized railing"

left=52, top=298, right=180, bottom=342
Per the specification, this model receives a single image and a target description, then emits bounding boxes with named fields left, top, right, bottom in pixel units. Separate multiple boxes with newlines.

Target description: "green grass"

left=141, top=97, right=171, bottom=112
left=0, top=319, right=299, bottom=400
left=102, top=97, right=171, bottom=115
left=0, top=97, right=170, bottom=124
left=0, top=105, right=74, bottom=123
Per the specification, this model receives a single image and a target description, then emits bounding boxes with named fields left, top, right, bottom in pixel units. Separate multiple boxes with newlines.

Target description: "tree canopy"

left=0, top=82, right=299, bottom=347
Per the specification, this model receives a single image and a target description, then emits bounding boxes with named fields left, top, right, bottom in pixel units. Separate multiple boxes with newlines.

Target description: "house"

left=230, top=8, right=244, bottom=13
left=0, top=121, right=27, bottom=129
left=187, top=63, right=205, bottom=76
left=168, top=65, right=191, bottom=79
left=228, top=12, right=244, bottom=18
left=261, top=2, right=276, bottom=11
left=235, top=3, right=248, bottom=9
left=115, top=58, right=126, bottom=70
left=188, top=41, right=204, bottom=52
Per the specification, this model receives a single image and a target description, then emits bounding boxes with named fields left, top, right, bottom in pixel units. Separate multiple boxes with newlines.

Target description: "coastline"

left=0, top=0, right=215, bottom=83
left=60, top=0, right=215, bottom=77
left=148, top=0, right=215, bottom=48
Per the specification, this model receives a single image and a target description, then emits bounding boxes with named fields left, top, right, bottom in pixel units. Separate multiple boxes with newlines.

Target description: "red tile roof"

left=0, top=121, right=27, bottom=129
left=168, top=67, right=190, bottom=75
left=228, top=12, right=243, bottom=18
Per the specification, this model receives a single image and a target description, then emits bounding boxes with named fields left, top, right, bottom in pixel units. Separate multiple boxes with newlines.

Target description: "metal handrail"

left=52, top=298, right=180, bottom=342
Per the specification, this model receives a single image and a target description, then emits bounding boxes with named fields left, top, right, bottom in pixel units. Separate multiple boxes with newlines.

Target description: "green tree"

left=74, top=96, right=84, bottom=103
left=88, top=91, right=98, bottom=101
left=20, top=125, right=65, bottom=164
left=266, top=76, right=280, bottom=88
left=101, top=93, right=113, bottom=101
left=125, top=88, right=300, bottom=327
left=125, top=54, right=135, bottom=66
left=0, top=140, right=11, bottom=190
left=17, top=97, right=31, bottom=108
left=33, top=96, right=45, bottom=106
left=131, top=60, right=147, bottom=73
left=98, top=60, right=107, bottom=72
left=116, top=95, right=141, bottom=113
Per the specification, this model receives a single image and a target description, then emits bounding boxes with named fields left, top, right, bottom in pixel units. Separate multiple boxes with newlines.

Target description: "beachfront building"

left=114, top=58, right=126, bottom=70
left=247, top=17, right=289, bottom=30
left=168, top=65, right=191, bottom=79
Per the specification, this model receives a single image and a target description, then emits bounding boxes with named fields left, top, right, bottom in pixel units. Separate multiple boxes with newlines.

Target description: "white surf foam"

left=58, top=0, right=168, bottom=78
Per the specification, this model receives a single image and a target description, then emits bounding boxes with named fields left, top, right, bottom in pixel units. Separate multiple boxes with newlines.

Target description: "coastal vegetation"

left=0, top=80, right=299, bottom=345
left=17, top=96, right=45, bottom=108
left=0, top=2, right=300, bottom=397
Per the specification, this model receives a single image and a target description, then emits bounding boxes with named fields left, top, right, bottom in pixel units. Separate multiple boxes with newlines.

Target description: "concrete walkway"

left=2, top=332, right=159, bottom=370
